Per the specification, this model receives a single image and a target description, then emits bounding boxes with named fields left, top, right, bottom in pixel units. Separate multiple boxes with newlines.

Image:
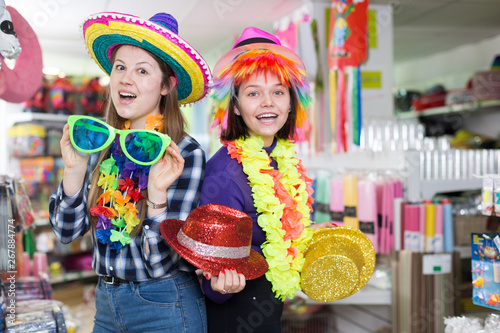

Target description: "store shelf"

left=419, top=178, right=483, bottom=199
left=405, top=151, right=482, bottom=201
left=295, top=285, right=391, bottom=305
left=299, top=150, right=405, bottom=172
left=11, top=112, right=70, bottom=124
left=50, top=270, right=97, bottom=284
left=407, top=177, right=482, bottom=202
left=395, top=99, right=500, bottom=119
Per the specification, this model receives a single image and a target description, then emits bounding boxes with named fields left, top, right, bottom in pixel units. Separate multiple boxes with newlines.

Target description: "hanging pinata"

left=49, top=77, right=75, bottom=115
left=327, top=0, right=368, bottom=152
left=80, top=77, right=106, bottom=116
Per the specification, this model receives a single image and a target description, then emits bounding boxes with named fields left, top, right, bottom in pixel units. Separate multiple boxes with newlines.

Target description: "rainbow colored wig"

left=211, top=49, right=311, bottom=141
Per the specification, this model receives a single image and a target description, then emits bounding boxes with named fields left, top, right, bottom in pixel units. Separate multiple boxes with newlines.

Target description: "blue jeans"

left=93, top=270, right=207, bottom=333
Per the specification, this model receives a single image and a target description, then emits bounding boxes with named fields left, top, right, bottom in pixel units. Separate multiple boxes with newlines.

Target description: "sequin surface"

left=301, top=226, right=376, bottom=302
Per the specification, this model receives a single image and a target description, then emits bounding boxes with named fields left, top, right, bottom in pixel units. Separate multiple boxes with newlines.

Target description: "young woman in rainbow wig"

left=49, top=12, right=210, bottom=332
left=200, top=27, right=333, bottom=332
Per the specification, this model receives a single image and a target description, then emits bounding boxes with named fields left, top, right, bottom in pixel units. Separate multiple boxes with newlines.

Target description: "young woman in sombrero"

left=48, top=12, right=210, bottom=332
left=200, top=27, right=334, bottom=332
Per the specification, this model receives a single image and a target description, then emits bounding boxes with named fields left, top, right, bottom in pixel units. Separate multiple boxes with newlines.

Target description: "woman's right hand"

left=60, top=123, right=89, bottom=196
left=60, top=123, right=89, bottom=171
left=204, top=267, right=246, bottom=295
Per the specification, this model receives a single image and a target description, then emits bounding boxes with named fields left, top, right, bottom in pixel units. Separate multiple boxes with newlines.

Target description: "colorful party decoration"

left=327, top=0, right=368, bottom=152
left=0, top=5, right=43, bottom=103
left=49, top=77, right=75, bottom=115
left=0, top=1, right=21, bottom=64
left=80, top=77, right=106, bottom=116
left=471, top=232, right=500, bottom=311
left=90, top=114, right=163, bottom=252
left=23, top=78, right=50, bottom=113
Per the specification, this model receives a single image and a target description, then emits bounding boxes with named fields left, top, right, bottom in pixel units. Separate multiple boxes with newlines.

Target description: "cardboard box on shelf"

left=454, top=216, right=489, bottom=246
left=472, top=71, right=500, bottom=101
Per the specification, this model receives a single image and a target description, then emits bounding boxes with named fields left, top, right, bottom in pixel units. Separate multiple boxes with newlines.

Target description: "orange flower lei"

left=225, top=136, right=314, bottom=300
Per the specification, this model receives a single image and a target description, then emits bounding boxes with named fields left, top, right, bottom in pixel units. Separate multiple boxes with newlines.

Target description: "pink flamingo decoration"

left=0, top=4, right=43, bottom=103
left=0, top=0, right=21, bottom=63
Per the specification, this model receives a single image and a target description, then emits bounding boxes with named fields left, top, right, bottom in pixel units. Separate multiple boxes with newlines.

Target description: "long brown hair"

left=87, top=45, right=187, bottom=236
left=220, top=82, right=298, bottom=142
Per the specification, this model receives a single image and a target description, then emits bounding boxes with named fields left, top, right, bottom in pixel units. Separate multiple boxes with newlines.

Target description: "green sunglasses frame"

left=68, top=115, right=171, bottom=166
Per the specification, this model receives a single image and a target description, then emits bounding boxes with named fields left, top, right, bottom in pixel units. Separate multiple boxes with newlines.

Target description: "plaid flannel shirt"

left=49, top=135, right=205, bottom=281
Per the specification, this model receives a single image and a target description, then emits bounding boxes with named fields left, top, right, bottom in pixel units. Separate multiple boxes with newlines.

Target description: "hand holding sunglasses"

left=68, top=115, right=172, bottom=166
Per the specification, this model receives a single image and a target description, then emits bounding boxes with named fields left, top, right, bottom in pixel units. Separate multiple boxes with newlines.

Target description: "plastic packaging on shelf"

left=7, top=124, right=46, bottom=158
left=19, top=157, right=55, bottom=198
left=9, top=276, right=53, bottom=302
left=366, top=263, right=391, bottom=290
left=5, top=310, right=57, bottom=332
left=5, top=299, right=69, bottom=333
left=444, top=313, right=500, bottom=333
left=46, top=128, right=63, bottom=156
left=1, top=280, right=6, bottom=332
left=481, top=177, right=493, bottom=216
left=483, top=313, right=500, bottom=332
left=444, top=316, right=483, bottom=333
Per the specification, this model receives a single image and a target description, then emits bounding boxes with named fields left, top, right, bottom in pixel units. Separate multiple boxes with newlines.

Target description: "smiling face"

left=109, top=45, right=170, bottom=129
left=235, top=71, right=291, bottom=147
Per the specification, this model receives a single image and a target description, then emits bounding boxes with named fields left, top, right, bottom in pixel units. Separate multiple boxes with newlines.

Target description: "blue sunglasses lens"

left=73, top=118, right=110, bottom=151
left=124, top=132, right=164, bottom=163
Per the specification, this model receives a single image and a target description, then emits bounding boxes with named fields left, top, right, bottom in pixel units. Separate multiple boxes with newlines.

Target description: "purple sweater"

left=199, top=139, right=278, bottom=303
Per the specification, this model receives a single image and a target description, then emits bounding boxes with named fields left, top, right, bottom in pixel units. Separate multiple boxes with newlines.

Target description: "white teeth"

left=257, top=114, right=277, bottom=119
left=120, top=92, right=136, bottom=98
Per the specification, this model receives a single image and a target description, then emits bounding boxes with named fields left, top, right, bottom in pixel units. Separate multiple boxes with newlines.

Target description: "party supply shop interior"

left=2, top=0, right=500, bottom=332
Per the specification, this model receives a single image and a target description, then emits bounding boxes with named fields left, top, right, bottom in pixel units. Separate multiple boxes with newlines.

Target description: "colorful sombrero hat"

left=160, top=204, right=268, bottom=280
left=83, top=12, right=212, bottom=105
left=301, top=226, right=376, bottom=302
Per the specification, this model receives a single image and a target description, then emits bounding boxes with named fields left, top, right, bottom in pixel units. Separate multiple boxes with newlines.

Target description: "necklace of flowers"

left=224, top=136, right=315, bottom=300
left=90, top=114, right=164, bottom=253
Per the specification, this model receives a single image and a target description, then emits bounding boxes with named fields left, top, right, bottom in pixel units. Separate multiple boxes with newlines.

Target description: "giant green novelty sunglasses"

left=68, top=115, right=171, bottom=166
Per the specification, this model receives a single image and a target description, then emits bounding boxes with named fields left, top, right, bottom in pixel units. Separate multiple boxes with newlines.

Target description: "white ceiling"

left=4, top=0, right=500, bottom=77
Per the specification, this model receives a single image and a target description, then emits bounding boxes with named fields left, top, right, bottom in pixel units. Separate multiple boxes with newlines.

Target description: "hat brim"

left=312, top=227, right=375, bottom=294
left=213, top=43, right=305, bottom=77
left=302, top=227, right=376, bottom=302
left=160, top=219, right=268, bottom=280
left=83, top=12, right=211, bottom=105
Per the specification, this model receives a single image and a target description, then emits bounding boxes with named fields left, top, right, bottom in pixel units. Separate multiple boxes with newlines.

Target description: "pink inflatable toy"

left=0, top=6, right=43, bottom=103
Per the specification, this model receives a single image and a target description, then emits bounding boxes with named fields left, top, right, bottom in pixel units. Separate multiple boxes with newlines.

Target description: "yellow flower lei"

left=229, top=136, right=314, bottom=300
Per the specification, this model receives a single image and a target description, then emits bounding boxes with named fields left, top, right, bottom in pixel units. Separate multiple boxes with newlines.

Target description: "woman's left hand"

left=203, top=268, right=246, bottom=295
left=148, top=141, right=184, bottom=199
left=308, top=221, right=337, bottom=230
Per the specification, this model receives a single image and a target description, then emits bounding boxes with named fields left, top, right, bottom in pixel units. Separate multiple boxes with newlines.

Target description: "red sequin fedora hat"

left=160, top=204, right=268, bottom=280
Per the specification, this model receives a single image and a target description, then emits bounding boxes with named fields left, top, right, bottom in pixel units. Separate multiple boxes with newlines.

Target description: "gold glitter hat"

left=160, top=204, right=268, bottom=280
left=301, top=226, right=376, bottom=302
